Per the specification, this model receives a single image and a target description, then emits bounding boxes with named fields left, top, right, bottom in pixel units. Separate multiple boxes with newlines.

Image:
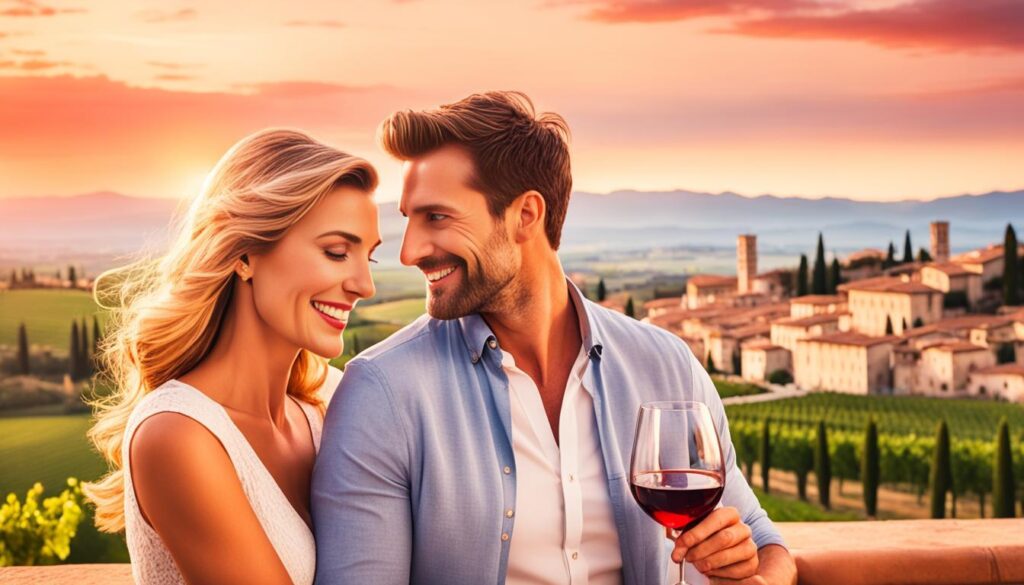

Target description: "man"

left=312, top=91, right=797, bottom=585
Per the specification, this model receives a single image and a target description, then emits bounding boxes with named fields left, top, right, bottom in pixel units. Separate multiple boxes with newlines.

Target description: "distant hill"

left=1, top=189, right=1020, bottom=270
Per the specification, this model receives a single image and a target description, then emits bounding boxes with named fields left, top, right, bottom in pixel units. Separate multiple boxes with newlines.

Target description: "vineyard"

left=725, top=393, right=1024, bottom=514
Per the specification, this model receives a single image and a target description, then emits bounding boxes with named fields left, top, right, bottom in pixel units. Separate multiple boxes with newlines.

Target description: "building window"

left=980, top=386, right=987, bottom=395
left=941, top=383, right=948, bottom=392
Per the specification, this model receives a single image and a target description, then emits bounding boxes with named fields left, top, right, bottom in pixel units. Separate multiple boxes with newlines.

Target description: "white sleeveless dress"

left=122, top=366, right=343, bottom=585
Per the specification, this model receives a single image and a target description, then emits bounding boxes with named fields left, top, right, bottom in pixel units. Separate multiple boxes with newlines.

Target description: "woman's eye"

left=325, top=250, right=348, bottom=261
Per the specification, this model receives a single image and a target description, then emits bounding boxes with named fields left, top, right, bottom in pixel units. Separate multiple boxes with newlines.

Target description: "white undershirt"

left=503, top=346, right=623, bottom=585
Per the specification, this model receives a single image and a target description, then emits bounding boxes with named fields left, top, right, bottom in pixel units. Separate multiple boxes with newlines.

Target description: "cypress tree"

left=884, top=315, right=893, bottom=336
left=732, top=350, right=741, bottom=375
left=92, top=317, right=102, bottom=365
left=903, top=230, right=914, bottom=264
left=68, top=265, right=77, bottom=288
left=815, top=420, right=831, bottom=509
left=1005, top=224, right=1019, bottom=306
left=828, top=257, right=842, bottom=293
left=812, top=233, right=827, bottom=295
left=625, top=296, right=635, bottom=319
left=351, top=333, right=362, bottom=356
left=597, top=278, right=607, bottom=302
left=929, top=420, right=951, bottom=519
left=794, top=438, right=813, bottom=501
left=17, top=323, right=30, bottom=375
left=706, top=351, right=717, bottom=374
left=796, top=254, right=809, bottom=297
left=862, top=419, right=880, bottom=517
left=79, top=318, right=89, bottom=377
left=917, top=248, right=932, bottom=263
left=760, top=419, right=772, bottom=493
left=993, top=419, right=1015, bottom=518
left=884, top=241, right=896, bottom=269
left=69, top=321, right=81, bottom=381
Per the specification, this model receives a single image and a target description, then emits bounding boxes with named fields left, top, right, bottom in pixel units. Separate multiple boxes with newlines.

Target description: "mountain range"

left=1, top=189, right=1020, bottom=270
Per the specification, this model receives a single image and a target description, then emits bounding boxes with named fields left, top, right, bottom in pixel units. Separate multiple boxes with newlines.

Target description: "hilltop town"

left=638, top=222, right=1024, bottom=402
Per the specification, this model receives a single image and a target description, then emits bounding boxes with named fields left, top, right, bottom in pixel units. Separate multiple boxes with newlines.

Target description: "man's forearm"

left=758, top=544, right=797, bottom=585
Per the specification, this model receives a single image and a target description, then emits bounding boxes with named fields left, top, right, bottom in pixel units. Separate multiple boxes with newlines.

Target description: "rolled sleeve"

left=312, top=360, right=414, bottom=584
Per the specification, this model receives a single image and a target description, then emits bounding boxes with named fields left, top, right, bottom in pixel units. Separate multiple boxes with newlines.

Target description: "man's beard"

left=424, top=227, right=518, bottom=321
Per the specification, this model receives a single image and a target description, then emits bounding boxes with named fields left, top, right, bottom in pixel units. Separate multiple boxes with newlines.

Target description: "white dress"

left=122, top=366, right=343, bottom=585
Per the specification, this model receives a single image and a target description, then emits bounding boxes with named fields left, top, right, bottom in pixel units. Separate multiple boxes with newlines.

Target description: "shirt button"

left=471, top=353, right=481, bottom=364
left=568, top=474, right=575, bottom=482
left=488, top=338, right=498, bottom=349
left=503, top=466, right=512, bottom=475
left=505, top=509, right=514, bottom=518
left=501, top=533, right=510, bottom=542
left=571, top=552, right=579, bottom=560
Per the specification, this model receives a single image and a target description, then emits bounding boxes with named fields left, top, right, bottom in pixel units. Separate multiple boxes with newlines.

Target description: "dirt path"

left=751, top=464, right=991, bottom=520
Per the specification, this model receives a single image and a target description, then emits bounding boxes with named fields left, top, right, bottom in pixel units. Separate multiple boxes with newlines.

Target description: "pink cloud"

left=725, top=0, right=1024, bottom=52
left=563, top=0, right=813, bottom=23
left=137, top=8, right=197, bottom=23
left=0, top=0, right=85, bottom=17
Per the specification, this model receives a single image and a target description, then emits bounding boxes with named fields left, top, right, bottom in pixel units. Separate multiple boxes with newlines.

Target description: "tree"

left=17, top=323, right=30, bottom=375
left=862, top=419, right=880, bottom=517
left=903, top=230, right=914, bottom=264
left=731, top=350, right=741, bottom=375
left=69, top=321, right=81, bottom=381
left=795, top=255, right=809, bottom=297
left=917, top=248, right=932, bottom=263
left=812, top=233, right=828, bottom=295
left=767, top=369, right=793, bottom=385
left=1005, top=224, right=1019, bottom=307
left=624, top=296, right=635, bottom=319
left=884, top=241, right=896, bottom=269
left=828, top=258, right=842, bottom=294
left=884, top=315, right=894, bottom=336
left=760, top=420, right=772, bottom=493
left=78, top=318, right=89, bottom=377
left=929, top=420, right=951, bottom=519
left=993, top=419, right=1015, bottom=518
left=814, top=420, right=831, bottom=509
left=92, top=317, right=103, bottom=369
left=67, top=265, right=77, bottom=288
left=597, top=278, right=607, bottom=302
left=350, top=333, right=362, bottom=356
left=706, top=351, right=717, bottom=374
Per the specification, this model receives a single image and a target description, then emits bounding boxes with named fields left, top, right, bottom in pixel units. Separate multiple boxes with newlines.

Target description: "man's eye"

left=325, top=250, right=348, bottom=261
left=428, top=213, right=448, bottom=222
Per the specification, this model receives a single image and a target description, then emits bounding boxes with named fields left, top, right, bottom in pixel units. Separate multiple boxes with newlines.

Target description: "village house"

left=843, top=277, right=943, bottom=336
left=919, top=262, right=983, bottom=309
left=741, top=339, right=791, bottom=383
left=789, top=294, right=847, bottom=318
left=794, top=332, right=896, bottom=395
left=770, top=313, right=842, bottom=354
left=892, top=340, right=994, bottom=396
left=967, top=364, right=1024, bottom=402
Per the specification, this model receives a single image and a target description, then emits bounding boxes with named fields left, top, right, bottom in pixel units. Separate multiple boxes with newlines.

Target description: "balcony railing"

left=1, top=519, right=1022, bottom=585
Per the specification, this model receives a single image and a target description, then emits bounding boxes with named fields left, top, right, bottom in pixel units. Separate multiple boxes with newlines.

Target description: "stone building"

left=794, top=332, right=896, bottom=395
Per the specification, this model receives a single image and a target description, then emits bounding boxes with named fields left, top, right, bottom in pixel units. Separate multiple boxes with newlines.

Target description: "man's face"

left=398, top=145, right=518, bottom=320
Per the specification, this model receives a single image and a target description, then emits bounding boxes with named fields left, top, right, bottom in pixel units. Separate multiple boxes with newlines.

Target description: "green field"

left=355, top=297, right=425, bottom=325
left=0, top=414, right=129, bottom=563
left=713, top=377, right=767, bottom=399
left=0, top=289, right=106, bottom=351
left=751, top=487, right=860, bottom=522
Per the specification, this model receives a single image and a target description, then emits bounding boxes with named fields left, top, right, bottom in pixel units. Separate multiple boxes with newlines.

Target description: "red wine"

left=630, top=469, right=724, bottom=531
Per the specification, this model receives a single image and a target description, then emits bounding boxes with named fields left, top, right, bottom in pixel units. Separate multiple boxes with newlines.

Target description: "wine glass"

left=630, top=401, right=725, bottom=585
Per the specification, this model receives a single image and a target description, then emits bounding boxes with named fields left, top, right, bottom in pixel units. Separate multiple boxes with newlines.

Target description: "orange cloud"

left=725, top=0, right=1024, bottom=52
left=566, top=0, right=812, bottom=23
left=0, top=0, right=85, bottom=17
left=146, top=61, right=203, bottom=70
left=0, top=58, right=71, bottom=70
left=284, top=19, right=345, bottom=28
left=11, top=48, right=45, bottom=56
left=137, top=8, right=197, bottom=23
left=154, top=73, right=197, bottom=81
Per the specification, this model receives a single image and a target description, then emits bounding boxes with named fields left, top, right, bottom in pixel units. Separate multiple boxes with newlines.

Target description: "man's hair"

left=378, top=90, right=572, bottom=249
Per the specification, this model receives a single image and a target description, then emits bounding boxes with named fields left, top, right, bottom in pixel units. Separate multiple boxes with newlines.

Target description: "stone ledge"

left=1, top=519, right=1022, bottom=584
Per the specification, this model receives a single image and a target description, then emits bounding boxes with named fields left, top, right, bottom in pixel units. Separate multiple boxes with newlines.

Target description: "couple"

left=84, top=91, right=796, bottom=585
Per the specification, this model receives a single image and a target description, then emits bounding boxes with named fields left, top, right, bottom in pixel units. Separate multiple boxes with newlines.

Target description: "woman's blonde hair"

left=82, top=129, right=378, bottom=533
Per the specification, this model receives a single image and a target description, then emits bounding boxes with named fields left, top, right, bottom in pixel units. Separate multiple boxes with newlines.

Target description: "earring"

left=237, top=261, right=251, bottom=282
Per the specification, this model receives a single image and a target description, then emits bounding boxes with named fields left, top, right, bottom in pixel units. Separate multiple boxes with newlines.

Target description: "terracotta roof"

left=791, top=294, right=845, bottom=305
left=801, top=332, right=898, bottom=347
left=973, top=364, right=1024, bottom=378
left=714, top=322, right=771, bottom=340
left=903, top=315, right=1014, bottom=338
left=643, top=297, right=683, bottom=310
left=773, top=313, right=841, bottom=328
left=924, top=262, right=973, bottom=277
left=847, top=248, right=887, bottom=262
left=687, top=274, right=738, bottom=288
left=844, top=276, right=940, bottom=295
left=742, top=339, right=786, bottom=352
left=921, top=340, right=989, bottom=354
left=953, top=244, right=1008, bottom=265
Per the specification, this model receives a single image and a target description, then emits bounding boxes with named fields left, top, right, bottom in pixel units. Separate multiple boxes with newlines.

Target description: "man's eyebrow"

left=410, top=203, right=459, bottom=215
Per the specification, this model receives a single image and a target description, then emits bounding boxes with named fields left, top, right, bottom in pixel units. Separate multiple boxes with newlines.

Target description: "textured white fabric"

left=122, top=367, right=339, bottom=585
left=502, top=347, right=623, bottom=585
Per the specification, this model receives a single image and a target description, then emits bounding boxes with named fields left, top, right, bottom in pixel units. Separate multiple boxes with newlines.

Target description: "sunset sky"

left=1, top=0, right=1023, bottom=202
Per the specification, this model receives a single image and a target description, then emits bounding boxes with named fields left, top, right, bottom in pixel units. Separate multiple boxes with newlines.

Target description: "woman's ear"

left=512, top=190, right=546, bottom=244
left=235, top=254, right=253, bottom=283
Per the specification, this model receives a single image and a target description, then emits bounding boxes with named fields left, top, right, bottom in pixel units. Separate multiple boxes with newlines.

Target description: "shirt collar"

left=457, top=277, right=605, bottom=363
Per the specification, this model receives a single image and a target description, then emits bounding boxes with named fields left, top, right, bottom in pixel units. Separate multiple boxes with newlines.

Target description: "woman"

left=83, top=129, right=381, bottom=585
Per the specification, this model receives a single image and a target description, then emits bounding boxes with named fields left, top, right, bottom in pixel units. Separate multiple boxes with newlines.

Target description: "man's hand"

left=670, top=507, right=759, bottom=581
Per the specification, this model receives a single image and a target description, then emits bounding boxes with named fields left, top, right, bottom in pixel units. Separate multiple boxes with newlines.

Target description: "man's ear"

left=510, top=190, right=546, bottom=244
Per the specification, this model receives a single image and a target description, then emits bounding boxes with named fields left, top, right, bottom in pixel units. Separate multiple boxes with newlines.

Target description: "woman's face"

left=247, top=185, right=380, bottom=358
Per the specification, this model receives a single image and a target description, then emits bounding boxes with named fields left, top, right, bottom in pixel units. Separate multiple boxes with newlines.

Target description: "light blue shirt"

left=312, top=282, right=785, bottom=584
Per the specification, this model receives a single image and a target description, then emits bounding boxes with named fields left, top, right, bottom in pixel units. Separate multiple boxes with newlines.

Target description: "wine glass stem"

left=678, top=557, right=686, bottom=585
